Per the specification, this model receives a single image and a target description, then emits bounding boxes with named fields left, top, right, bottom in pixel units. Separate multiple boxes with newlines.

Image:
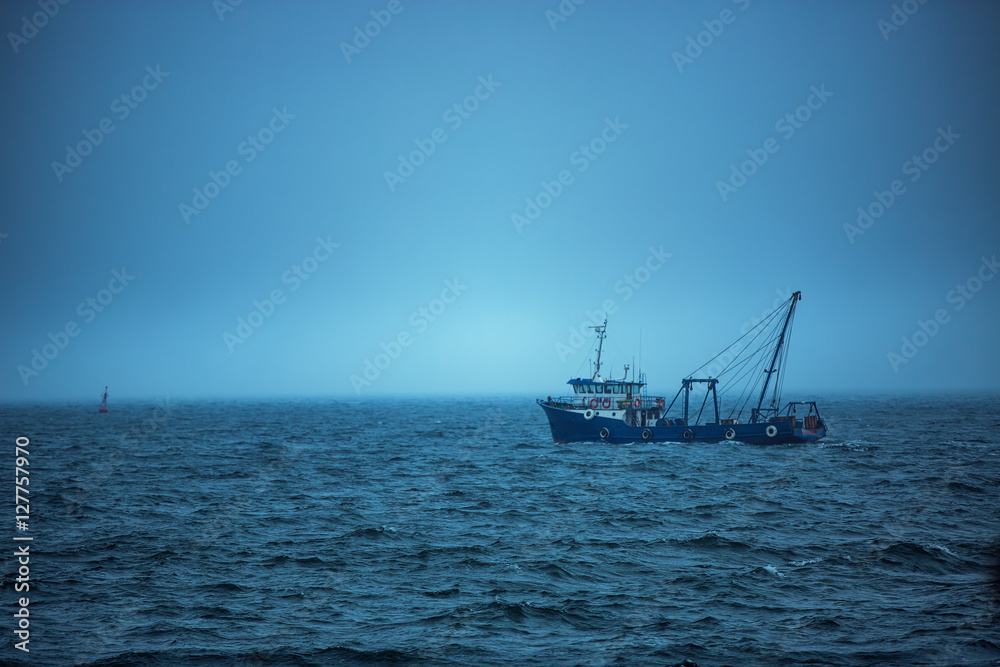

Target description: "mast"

left=589, top=319, right=607, bottom=381
left=754, top=291, right=800, bottom=418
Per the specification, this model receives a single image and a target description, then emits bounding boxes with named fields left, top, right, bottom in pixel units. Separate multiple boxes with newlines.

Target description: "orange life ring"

left=602, top=397, right=611, bottom=408
left=657, top=398, right=665, bottom=409
left=590, top=398, right=599, bottom=409
left=634, top=398, right=642, bottom=409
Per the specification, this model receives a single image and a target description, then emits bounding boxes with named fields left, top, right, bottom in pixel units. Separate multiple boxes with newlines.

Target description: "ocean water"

left=2, top=395, right=999, bottom=666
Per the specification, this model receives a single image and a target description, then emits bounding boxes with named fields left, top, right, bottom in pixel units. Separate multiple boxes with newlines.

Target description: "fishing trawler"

left=98, top=386, right=108, bottom=413
left=538, top=291, right=826, bottom=444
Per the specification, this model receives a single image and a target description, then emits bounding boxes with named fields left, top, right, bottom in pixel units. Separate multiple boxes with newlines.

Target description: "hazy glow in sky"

left=2, top=0, right=998, bottom=401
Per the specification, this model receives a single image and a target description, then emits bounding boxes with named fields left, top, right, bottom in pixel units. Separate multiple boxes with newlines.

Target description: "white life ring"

left=766, top=424, right=778, bottom=438
left=725, top=428, right=736, bottom=440
left=599, top=427, right=610, bottom=439
left=584, top=409, right=595, bottom=420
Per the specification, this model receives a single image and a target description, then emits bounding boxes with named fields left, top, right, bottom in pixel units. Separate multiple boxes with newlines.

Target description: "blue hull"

left=538, top=400, right=825, bottom=445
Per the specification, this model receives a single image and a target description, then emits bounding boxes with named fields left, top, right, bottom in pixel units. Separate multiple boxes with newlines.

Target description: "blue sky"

left=1, top=0, right=998, bottom=401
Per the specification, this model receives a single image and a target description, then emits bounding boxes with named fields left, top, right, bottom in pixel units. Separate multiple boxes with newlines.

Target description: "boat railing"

left=774, top=401, right=826, bottom=430
left=545, top=396, right=668, bottom=410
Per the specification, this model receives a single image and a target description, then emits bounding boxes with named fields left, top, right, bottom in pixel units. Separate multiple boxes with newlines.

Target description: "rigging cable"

left=718, top=315, right=785, bottom=419
left=686, top=298, right=788, bottom=379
